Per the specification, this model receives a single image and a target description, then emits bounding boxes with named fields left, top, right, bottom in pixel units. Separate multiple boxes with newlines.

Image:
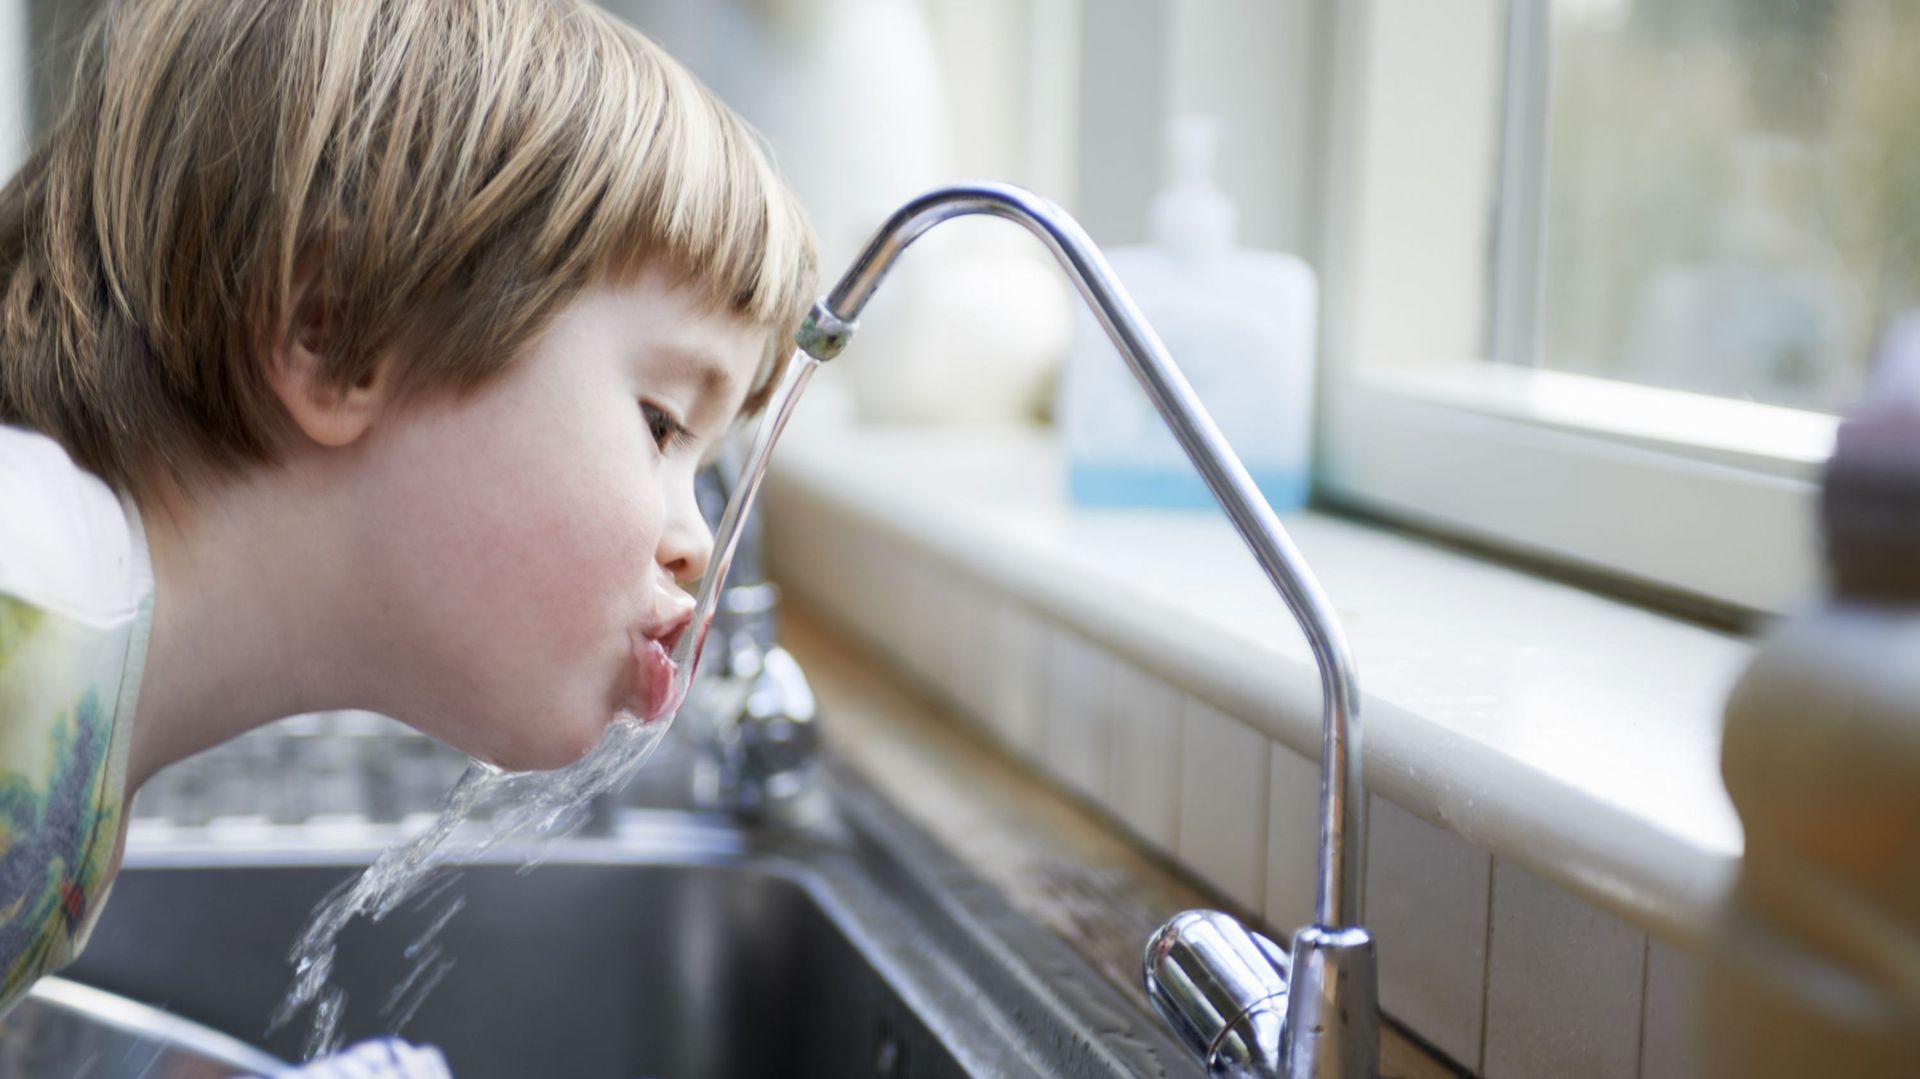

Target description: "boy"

left=0, top=0, right=817, bottom=1020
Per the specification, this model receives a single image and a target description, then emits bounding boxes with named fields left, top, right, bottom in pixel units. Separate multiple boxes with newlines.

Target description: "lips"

left=629, top=583, right=697, bottom=725
left=632, top=634, right=683, bottom=724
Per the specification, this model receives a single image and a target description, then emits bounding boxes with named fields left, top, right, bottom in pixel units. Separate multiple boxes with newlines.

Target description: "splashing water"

left=271, top=352, right=822, bottom=1056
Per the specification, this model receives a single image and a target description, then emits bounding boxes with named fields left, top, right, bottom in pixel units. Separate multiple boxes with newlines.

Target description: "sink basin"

left=71, top=856, right=958, bottom=1078
left=64, top=759, right=1198, bottom=1078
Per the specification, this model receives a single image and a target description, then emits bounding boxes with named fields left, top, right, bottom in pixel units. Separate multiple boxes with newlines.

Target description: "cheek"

left=371, top=396, right=666, bottom=674
left=482, top=436, right=665, bottom=633
left=530, top=476, right=664, bottom=620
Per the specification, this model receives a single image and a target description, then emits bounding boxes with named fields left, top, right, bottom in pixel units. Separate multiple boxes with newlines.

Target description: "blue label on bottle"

left=1067, top=461, right=1310, bottom=512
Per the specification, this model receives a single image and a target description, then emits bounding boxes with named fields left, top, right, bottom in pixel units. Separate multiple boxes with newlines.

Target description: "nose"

left=656, top=476, right=714, bottom=587
left=649, top=563, right=697, bottom=640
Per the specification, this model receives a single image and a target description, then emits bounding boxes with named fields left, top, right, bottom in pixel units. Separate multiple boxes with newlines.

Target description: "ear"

left=263, top=266, right=388, bottom=448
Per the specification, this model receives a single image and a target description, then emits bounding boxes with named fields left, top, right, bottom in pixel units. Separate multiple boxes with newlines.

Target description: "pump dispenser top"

left=1149, top=115, right=1236, bottom=259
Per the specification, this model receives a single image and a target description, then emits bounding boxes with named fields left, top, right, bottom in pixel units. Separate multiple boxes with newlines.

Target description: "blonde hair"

left=0, top=0, right=816, bottom=499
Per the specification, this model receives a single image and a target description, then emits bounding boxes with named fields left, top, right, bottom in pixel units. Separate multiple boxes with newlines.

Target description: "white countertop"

left=766, top=406, right=1748, bottom=947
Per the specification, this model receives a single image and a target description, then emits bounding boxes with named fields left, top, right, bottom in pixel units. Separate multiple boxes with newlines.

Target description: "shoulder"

left=0, top=426, right=145, bottom=627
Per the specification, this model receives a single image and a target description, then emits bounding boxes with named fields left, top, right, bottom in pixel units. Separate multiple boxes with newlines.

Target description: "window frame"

left=0, top=0, right=28, bottom=179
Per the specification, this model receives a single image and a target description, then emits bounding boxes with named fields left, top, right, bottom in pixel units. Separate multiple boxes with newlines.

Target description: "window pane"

left=1537, top=0, right=1920, bottom=412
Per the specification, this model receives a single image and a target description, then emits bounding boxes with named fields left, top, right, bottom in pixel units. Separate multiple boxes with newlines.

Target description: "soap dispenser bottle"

left=1056, top=115, right=1319, bottom=510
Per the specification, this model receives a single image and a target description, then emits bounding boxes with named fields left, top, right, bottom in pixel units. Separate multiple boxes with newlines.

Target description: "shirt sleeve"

left=0, top=425, right=151, bottom=1016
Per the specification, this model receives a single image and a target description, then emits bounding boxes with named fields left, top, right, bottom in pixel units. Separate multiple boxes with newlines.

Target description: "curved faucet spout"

left=797, top=182, right=1366, bottom=932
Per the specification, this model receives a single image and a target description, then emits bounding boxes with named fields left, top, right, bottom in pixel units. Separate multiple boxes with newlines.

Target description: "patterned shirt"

left=0, top=426, right=151, bottom=1016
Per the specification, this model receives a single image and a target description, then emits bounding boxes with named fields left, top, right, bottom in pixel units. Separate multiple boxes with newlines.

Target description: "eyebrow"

left=654, top=343, right=740, bottom=407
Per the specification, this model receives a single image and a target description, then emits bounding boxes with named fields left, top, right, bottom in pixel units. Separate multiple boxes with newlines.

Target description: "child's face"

left=348, top=270, right=766, bottom=770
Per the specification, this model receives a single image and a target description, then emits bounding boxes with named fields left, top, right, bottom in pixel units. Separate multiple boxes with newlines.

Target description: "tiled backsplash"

left=769, top=510, right=1703, bottom=1078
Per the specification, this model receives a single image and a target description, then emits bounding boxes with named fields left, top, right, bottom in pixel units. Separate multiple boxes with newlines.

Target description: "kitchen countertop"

left=767, top=417, right=1748, bottom=951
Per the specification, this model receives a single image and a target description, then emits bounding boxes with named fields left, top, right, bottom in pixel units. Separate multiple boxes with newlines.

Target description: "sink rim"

left=19, top=976, right=291, bottom=1075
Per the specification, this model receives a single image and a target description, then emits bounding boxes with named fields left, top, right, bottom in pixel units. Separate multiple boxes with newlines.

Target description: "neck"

left=128, top=464, right=359, bottom=792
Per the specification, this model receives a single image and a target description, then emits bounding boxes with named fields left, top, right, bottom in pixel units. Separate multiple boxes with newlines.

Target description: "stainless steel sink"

left=73, top=858, right=955, bottom=1077
left=64, top=756, right=1198, bottom=1078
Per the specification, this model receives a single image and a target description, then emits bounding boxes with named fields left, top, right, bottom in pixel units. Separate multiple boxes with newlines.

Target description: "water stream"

left=271, top=351, right=823, bottom=1057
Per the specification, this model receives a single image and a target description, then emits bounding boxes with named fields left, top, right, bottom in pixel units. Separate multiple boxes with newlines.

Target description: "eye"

left=641, top=401, right=693, bottom=454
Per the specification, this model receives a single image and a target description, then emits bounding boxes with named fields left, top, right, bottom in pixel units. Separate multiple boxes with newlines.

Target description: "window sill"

left=760, top=406, right=1747, bottom=949
left=1351, top=362, right=1835, bottom=477
left=1321, top=369, right=1823, bottom=615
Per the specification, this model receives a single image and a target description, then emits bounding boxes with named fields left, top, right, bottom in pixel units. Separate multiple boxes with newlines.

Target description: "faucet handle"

left=1145, top=912, right=1380, bottom=1078
left=1144, top=910, right=1290, bottom=1074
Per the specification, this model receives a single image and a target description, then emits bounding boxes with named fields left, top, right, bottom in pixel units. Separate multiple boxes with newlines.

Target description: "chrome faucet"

left=682, top=443, right=819, bottom=819
left=794, top=182, right=1377, bottom=1078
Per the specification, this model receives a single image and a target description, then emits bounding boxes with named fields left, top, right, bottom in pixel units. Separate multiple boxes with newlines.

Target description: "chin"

left=475, top=706, right=613, bottom=774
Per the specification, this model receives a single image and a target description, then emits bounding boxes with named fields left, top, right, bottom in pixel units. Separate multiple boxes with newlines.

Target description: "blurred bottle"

left=1056, top=115, right=1318, bottom=510
left=1702, top=315, right=1920, bottom=1076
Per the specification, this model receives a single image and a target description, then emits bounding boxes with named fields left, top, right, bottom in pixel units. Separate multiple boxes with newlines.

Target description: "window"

left=1535, top=0, right=1919, bottom=413
left=0, top=0, right=28, bottom=179
left=1314, top=0, right=1914, bottom=616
